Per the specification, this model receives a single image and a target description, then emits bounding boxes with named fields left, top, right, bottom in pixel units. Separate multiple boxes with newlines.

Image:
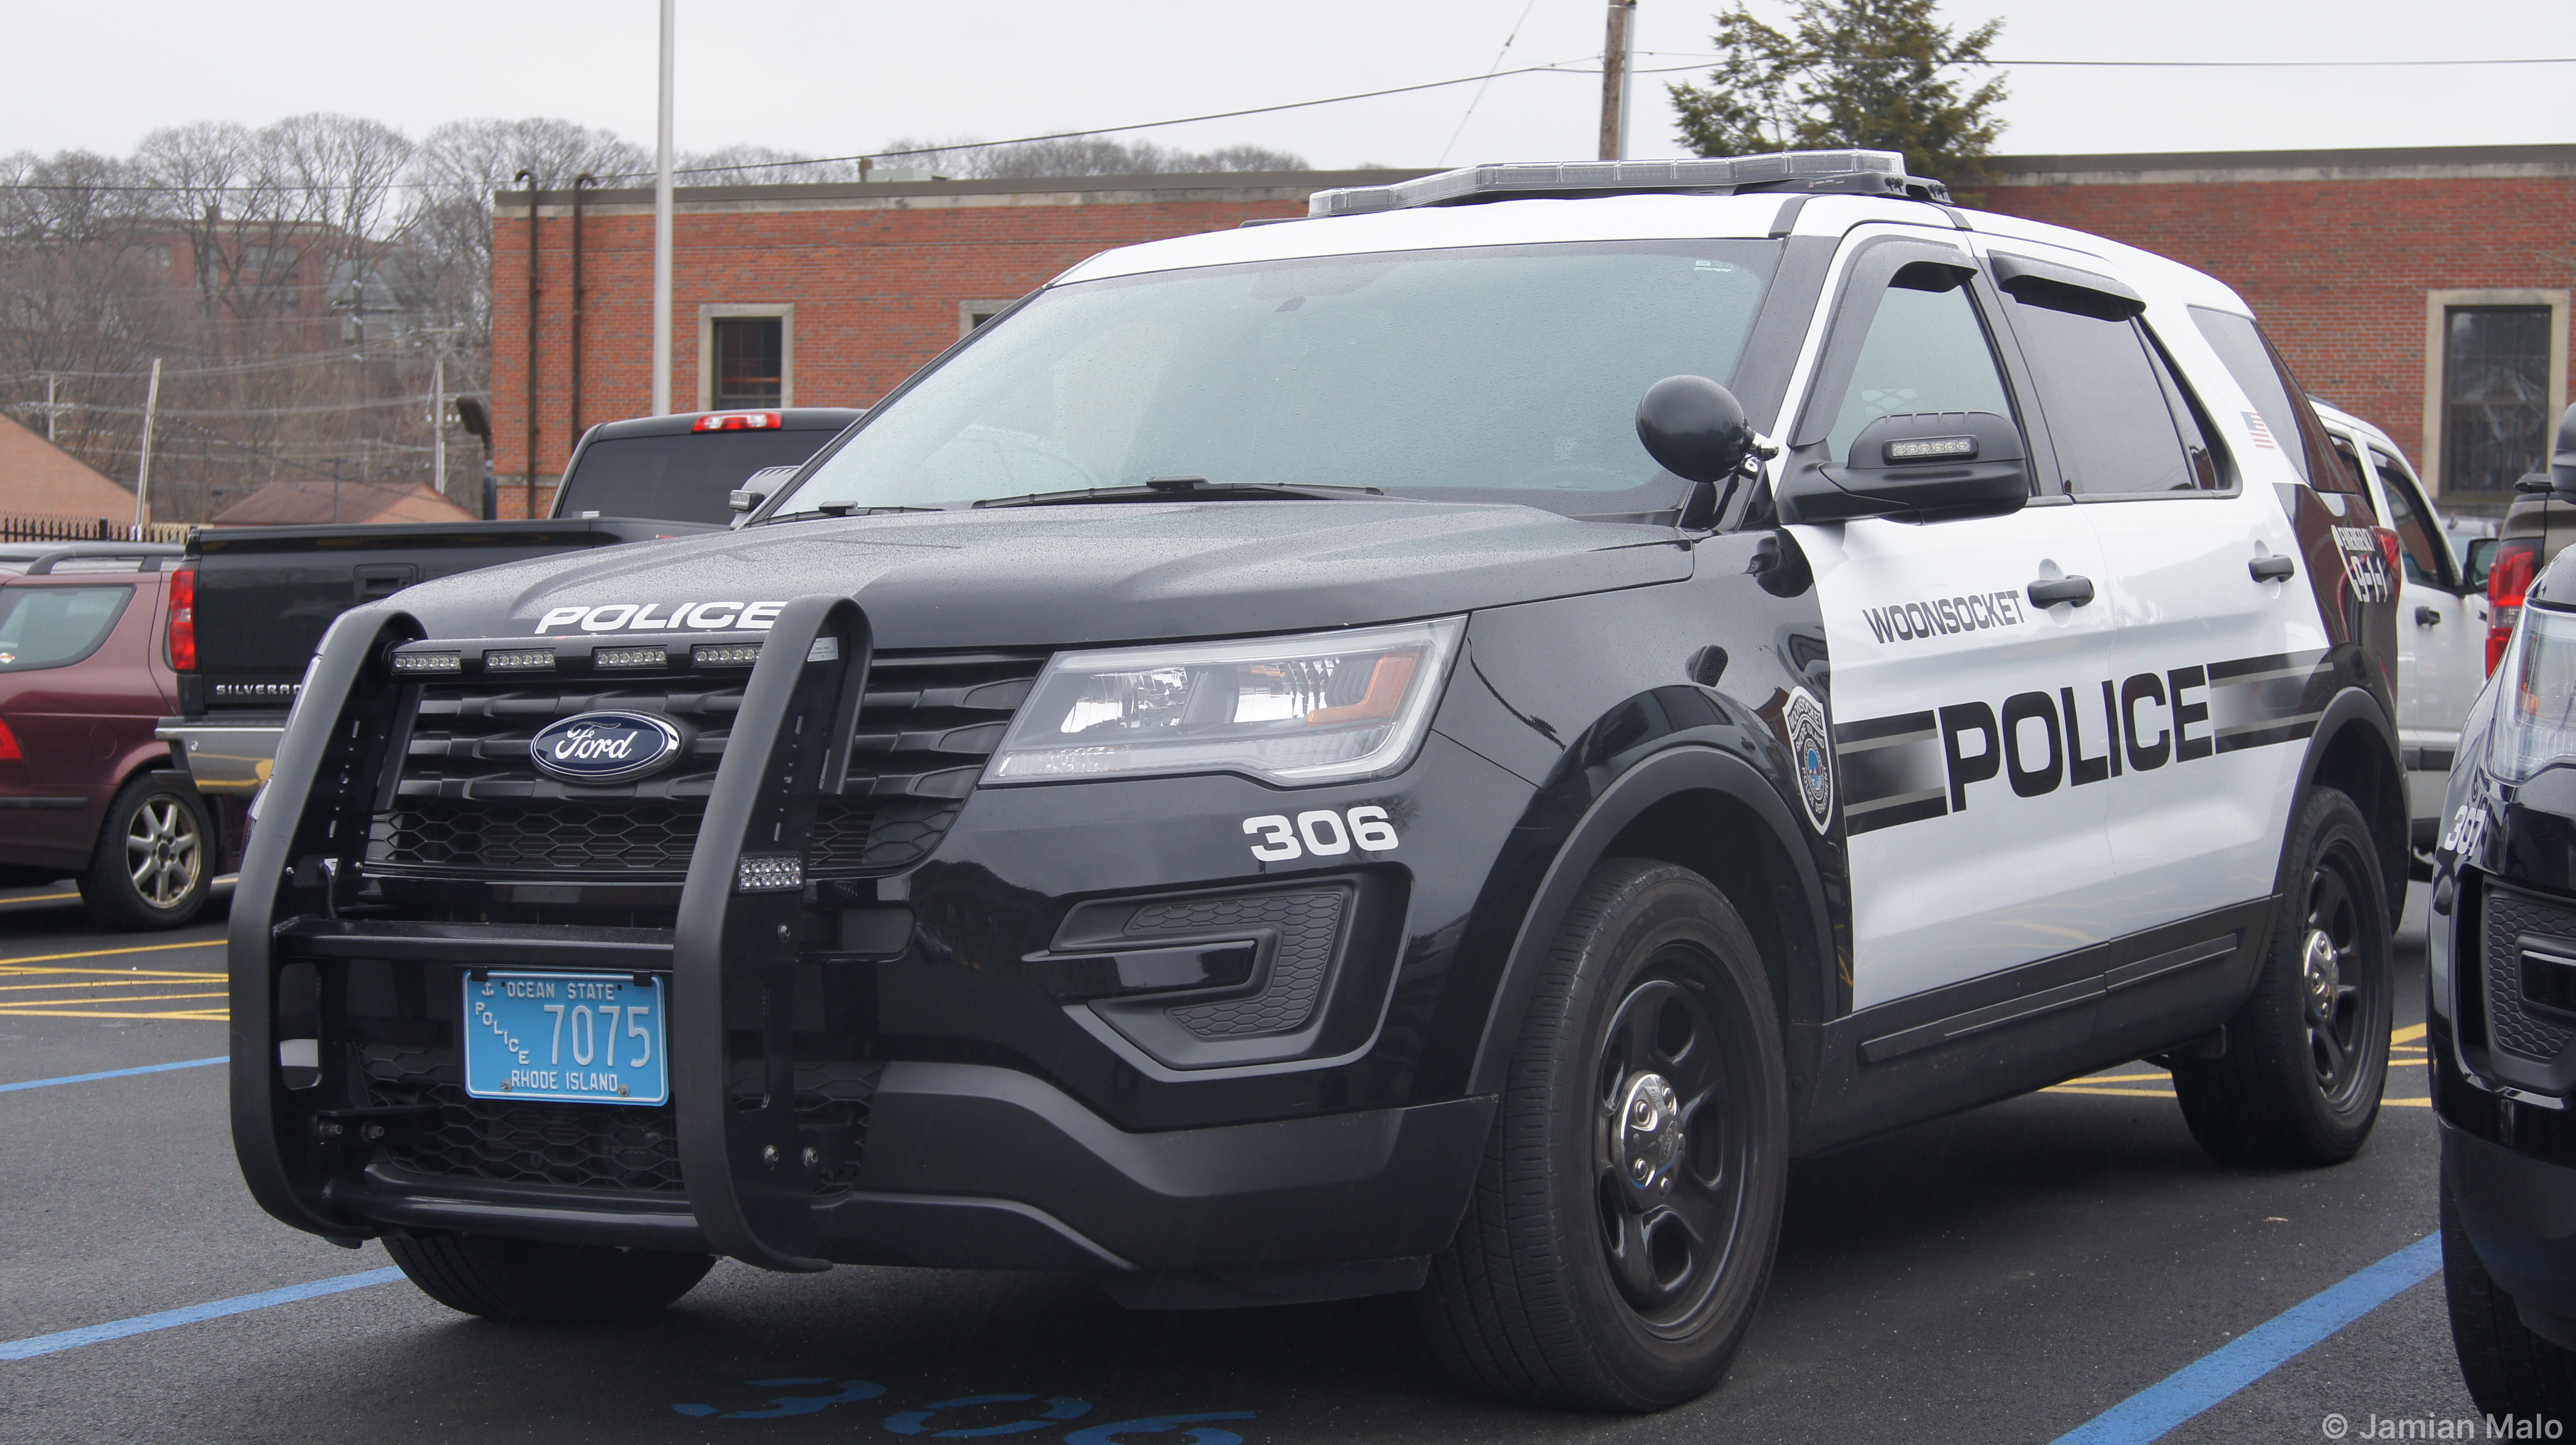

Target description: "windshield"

left=555, top=430, right=842, bottom=523
left=775, top=240, right=1779, bottom=518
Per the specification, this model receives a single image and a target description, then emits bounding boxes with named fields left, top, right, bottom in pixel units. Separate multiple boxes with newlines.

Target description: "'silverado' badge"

left=527, top=711, right=684, bottom=784
left=1784, top=687, right=1833, bottom=834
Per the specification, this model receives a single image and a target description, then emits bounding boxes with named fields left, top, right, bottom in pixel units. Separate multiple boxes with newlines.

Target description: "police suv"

left=233, top=151, right=2406, bottom=1412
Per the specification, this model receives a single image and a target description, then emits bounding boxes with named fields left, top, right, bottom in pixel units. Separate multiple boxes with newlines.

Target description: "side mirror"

left=1635, top=375, right=1755, bottom=484
left=1775, top=411, right=2031, bottom=524
left=2465, top=535, right=2498, bottom=592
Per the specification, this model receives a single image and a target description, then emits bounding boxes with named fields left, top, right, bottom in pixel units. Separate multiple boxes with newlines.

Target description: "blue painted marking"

left=0, top=1266, right=403, bottom=1360
left=1065, top=1414, right=1257, bottom=1445
left=2049, top=1234, right=2442, bottom=1445
left=0, top=1056, right=226, bottom=1094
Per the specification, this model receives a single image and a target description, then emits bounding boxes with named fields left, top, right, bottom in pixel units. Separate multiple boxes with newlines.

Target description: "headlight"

left=986, top=617, right=1464, bottom=786
left=2493, top=602, right=2576, bottom=784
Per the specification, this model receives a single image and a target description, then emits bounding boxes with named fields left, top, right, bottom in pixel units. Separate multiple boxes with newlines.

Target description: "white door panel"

left=1801, top=508, right=2118, bottom=1010
left=2091, top=490, right=2314, bottom=938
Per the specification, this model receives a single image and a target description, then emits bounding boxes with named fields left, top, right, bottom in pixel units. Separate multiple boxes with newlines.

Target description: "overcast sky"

left=8, top=0, right=2573, bottom=171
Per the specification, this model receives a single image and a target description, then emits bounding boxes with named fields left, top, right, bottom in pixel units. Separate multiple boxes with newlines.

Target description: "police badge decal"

left=1784, top=687, right=1833, bottom=833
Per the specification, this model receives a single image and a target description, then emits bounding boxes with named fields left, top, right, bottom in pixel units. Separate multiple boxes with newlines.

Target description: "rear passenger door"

left=1985, top=247, right=2311, bottom=944
left=2364, top=444, right=2484, bottom=818
left=1787, top=229, right=2118, bottom=1012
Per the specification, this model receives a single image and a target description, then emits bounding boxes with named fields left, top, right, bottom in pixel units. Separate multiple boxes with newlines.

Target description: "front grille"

left=2482, top=883, right=2576, bottom=1062
left=361, top=1041, right=881, bottom=1194
left=365, top=650, right=1043, bottom=882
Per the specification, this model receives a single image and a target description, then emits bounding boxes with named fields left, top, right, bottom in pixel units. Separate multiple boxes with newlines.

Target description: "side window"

left=2187, top=306, right=2359, bottom=496
left=2370, top=449, right=2455, bottom=587
left=0, top=585, right=135, bottom=672
left=2000, top=298, right=2196, bottom=496
left=1824, top=274, right=2015, bottom=466
left=2329, top=433, right=2376, bottom=503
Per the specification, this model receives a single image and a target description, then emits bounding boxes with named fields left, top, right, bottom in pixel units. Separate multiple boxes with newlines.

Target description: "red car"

left=0, top=541, right=227, bottom=929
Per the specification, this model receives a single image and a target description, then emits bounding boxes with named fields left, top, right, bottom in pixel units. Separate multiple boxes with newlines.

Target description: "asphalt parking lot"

left=1, top=879, right=2481, bottom=1444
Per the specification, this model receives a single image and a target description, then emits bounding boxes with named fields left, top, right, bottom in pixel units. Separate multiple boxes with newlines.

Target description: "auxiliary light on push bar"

left=692, top=642, right=763, bottom=667
left=389, top=650, right=462, bottom=674
left=737, top=853, right=803, bottom=892
left=481, top=648, right=556, bottom=672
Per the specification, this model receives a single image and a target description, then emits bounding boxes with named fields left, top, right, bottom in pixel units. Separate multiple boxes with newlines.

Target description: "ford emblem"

left=528, top=711, right=685, bottom=784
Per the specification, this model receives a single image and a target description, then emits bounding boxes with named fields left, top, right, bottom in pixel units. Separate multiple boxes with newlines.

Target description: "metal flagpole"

left=652, top=0, right=676, bottom=416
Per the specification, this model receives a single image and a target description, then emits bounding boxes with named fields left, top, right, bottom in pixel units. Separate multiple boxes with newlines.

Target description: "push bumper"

left=233, top=597, right=1491, bottom=1298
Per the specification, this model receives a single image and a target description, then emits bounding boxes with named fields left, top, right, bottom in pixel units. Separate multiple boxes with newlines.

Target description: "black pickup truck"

left=159, top=409, right=861, bottom=864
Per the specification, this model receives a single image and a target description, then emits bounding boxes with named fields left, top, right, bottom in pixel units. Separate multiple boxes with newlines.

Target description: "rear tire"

left=384, top=1231, right=714, bottom=1324
left=77, top=775, right=212, bottom=932
left=2172, top=786, right=2391, bottom=1166
left=1416, top=858, right=1787, bottom=1411
left=2445, top=1177, right=2576, bottom=1424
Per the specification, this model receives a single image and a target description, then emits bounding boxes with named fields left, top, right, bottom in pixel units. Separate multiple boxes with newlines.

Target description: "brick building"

left=490, top=145, right=2576, bottom=516
left=487, top=170, right=1419, bottom=516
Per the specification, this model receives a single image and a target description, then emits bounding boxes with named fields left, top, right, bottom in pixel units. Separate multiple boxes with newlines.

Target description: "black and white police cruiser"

left=233, top=150, right=2407, bottom=1411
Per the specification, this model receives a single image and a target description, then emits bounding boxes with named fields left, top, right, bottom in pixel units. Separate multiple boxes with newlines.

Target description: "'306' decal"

left=1244, top=807, right=1398, bottom=861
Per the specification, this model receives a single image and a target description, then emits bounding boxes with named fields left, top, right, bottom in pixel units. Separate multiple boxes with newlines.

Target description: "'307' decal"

left=1244, top=807, right=1398, bottom=861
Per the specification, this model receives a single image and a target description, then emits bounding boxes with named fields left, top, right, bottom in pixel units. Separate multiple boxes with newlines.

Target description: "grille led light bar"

left=389, top=650, right=462, bottom=674
left=482, top=648, right=556, bottom=671
left=693, top=642, right=762, bottom=667
left=591, top=645, right=668, bottom=669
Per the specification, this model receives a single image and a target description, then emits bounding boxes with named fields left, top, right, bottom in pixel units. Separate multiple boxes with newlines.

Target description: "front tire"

left=1417, top=858, right=1788, bottom=1411
left=2172, top=785, right=2392, bottom=1166
left=385, top=1231, right=714, bottom=1324
left=77, top=775, right=212, bottom=932
left=2446, top=1177, right=2576, bottom=1423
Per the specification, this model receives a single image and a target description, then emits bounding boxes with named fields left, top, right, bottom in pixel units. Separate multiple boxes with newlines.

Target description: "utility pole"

left=431, top=342, right=447, bottom=504
left=132, top=358, right=162, bottom=539
left=1599, top=0, right=1637, bottom=161
left=652, top=0, right=676, bottom=416
left=40, top=372, right=58, bottom=443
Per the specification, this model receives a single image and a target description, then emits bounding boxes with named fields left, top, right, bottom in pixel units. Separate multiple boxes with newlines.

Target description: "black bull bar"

left=231, top=595, right=872, bottom=1272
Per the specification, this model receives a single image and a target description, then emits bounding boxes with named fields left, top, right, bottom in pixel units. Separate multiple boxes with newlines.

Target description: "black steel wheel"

left=2173, top=786, right=2392, bottom=1166
left=77, top=774, right=213, bottom=932
left=1417, top=858, right=1787, bottom=1411
left=385, top=1231, right=715, bottom=1324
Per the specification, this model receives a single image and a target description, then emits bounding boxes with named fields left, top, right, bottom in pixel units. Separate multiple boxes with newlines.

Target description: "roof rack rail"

left=7, top=542, right=184, bottom=575
left=1308, top=149, right=1948, bottom=218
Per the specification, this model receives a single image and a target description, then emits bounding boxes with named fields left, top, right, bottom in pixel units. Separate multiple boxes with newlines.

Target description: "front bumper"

left=157, top=716, right=282, bottom=795
left=233, top=597, right=1522, bottom=1288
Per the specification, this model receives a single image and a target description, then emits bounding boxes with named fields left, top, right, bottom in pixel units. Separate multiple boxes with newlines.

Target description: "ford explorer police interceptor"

left=231, top=151, right=2406, bottom=1412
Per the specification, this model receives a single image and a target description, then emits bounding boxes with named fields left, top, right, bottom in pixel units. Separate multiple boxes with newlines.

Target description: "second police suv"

left=234, top=151, right=2408, bottom=1412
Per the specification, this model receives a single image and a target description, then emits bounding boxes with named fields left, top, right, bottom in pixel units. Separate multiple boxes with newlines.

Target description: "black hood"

left=392, top=500, right=1692, bottom=650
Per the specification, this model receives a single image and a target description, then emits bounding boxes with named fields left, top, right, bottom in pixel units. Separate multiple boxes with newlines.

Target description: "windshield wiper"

left=757, top=503, right=944, bottom=524
left=973, top=476, right=1387, bottom=509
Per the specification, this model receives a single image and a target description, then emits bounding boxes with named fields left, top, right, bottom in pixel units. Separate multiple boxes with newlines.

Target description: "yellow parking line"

left=0, top=940, right=224, bottom=969
left=2045, top=1084, right=2175, bottom=1097
left=0, top=891, right=80, bottom=904
left=0, top=973, right=224, bottom=984
left=0, top=990, right=227, bottom=1008
left=2385, top=1098, right=2432, bottom=1107
left=2393, top=1023, right=2427, bottom=1045
left=2083, top=1073, right=2172, bottom=1083
left=0, top=1007, right=227, bottom=1020
left=0, top=966, right=226, bottom=981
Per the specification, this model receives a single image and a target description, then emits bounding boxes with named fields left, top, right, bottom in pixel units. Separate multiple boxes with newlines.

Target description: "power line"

left=1441, top=0, right=1547, bottom=166
left=1632, top=49, right=2576, bottom=69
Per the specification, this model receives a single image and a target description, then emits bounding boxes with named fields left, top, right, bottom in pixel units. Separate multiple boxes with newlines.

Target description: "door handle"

left=2250, top=555, right=2297, bottom=582
left=2417, top=605, right=2442, bottom=627
left=2027, top=576, right=2095, bottom=608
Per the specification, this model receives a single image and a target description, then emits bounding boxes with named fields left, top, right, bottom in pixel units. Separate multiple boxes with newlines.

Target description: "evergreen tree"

left=1669, top=0, right=2007, bottom=185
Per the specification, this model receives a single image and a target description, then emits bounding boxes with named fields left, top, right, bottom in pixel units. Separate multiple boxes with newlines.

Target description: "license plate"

left=462, top=972, right=668, bottom=1106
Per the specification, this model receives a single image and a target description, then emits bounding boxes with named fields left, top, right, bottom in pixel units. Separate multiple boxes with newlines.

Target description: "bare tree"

left=878, top=135, right=1308, bottom=178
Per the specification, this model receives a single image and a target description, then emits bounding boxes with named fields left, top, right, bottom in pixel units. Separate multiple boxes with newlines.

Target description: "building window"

left=959, top=298, right=1024, bottom=337
left=697, top=304, right=794, bottom=411
left=713, top=317, right=783, bottom=407
left=2445, top=307, right=2552, bottom=491
left=2426, top=289, right=2568, bottom=494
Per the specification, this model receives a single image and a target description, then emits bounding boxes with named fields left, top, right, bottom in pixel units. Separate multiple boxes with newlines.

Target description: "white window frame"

left=2423, top=288, right=2568, bottom=494
left=697, top=302, right=795, bottom=411
left=958, top=297, right=1023, bottom=337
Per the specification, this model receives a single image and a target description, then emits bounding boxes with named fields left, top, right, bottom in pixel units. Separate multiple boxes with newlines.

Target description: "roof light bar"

left=1307, top=150, right=1944, bottom=219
